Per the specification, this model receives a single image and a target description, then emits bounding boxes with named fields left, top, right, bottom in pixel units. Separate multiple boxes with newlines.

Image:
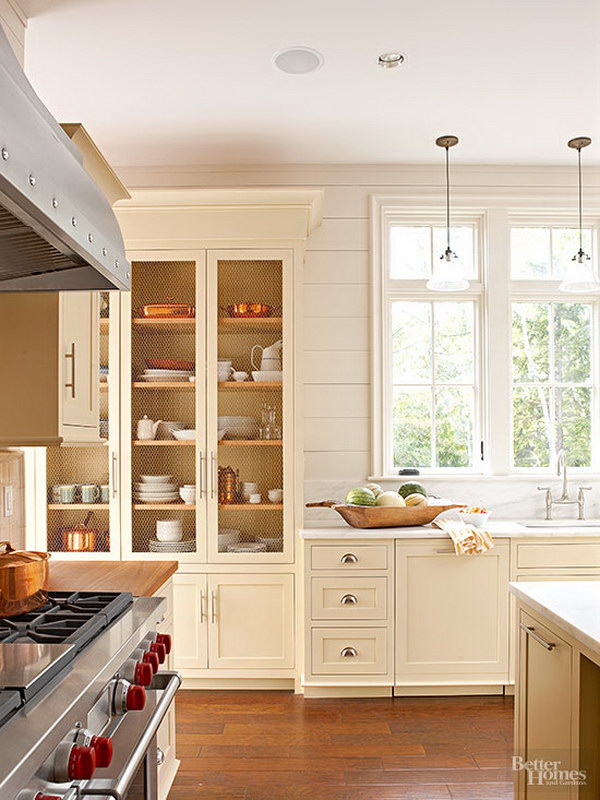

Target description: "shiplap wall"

left=117, top=164, right=600, bottom=522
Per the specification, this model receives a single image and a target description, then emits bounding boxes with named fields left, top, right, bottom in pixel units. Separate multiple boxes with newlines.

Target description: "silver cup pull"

left=340, top=553, right=358, bottom=564
left=340, top=594, right=358, bottom=605
left=341, top=646, right=358, bottom=658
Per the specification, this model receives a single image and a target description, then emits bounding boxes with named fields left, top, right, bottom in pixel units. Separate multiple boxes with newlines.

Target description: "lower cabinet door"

left=207, top=574, right=294, bottom=670
left=516, top=611, right=573, bottom=799
left=173, top=573, right=208, bottom=670
left=396, top=542, right=510, bottom=681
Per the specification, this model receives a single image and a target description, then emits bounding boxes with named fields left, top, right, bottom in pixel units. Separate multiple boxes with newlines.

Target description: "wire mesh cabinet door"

left=120, top=253, right=207, bottom=562
left=206, top=249, right=295, bottom=564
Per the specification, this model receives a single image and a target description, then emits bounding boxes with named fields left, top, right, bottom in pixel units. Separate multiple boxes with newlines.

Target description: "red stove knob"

left=134, top=660, right=153, bottom=686
left=35, top=794, right=62, bottom=800
left=156, top=633, right=172, bottom=654
left=142, top=650, right=160, bottom=674
left=68, top=744, right=96, bottom=780
left=90, top=735, right=113, bottom=768
left=149, top=641, right=166, bottom=664
left=127, top=683, right=146, bottom=711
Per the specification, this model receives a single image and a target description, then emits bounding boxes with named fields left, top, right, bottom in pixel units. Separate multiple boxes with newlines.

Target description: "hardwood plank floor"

left=169, top=691, right=515, bottom=800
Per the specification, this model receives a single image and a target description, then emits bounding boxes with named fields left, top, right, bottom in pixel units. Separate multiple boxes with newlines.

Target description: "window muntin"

left=511, top=226, right=594, bottom=280
left=512, top=302, right=593, bottom=468
left=391, top=300, right=477, bottom=470
left=389, top=225, right=476, bottom=280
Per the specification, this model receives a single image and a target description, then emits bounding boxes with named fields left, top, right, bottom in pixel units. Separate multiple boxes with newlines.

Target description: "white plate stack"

left=135, top=475, right=178, bottom=503
left=139, top=369, right=195, bottom=383
left=150, top=539, right=195, bottom=552
left=217, top=416, right=259, bottom=440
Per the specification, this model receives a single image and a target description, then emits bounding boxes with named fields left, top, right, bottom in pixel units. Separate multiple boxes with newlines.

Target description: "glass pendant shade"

left=559, top=253, right=599, bottom=293
left=426, top=249, right=470, bottom=292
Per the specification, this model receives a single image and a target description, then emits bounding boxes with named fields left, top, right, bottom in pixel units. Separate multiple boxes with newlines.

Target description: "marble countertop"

left=509, top=581, right=600, bottom=657
left=300, top=521, right=600, bottom=539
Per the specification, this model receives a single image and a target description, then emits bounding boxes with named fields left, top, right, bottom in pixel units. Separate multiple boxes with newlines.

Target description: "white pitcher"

left=137, top=415, right=162, bottom=440
left=251, top=340, right=283, bottom=371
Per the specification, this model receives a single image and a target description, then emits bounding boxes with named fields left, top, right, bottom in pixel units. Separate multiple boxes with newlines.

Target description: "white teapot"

left=137, top=415, right=162, bottom=440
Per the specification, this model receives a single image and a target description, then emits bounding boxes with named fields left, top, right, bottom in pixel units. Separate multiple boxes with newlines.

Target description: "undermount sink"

left=523, top=519, right=600, bottom=529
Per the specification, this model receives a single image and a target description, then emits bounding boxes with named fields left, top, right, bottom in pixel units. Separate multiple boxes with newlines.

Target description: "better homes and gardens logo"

left=512, top=757, right=587, bottom=787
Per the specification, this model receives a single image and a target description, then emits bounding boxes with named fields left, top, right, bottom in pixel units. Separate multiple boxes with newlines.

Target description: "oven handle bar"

left=76, top=671, right=181, bottom=800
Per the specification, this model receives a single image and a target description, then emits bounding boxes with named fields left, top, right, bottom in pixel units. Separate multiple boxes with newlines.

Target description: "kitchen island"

left=510, top=581, right=600, bottom=799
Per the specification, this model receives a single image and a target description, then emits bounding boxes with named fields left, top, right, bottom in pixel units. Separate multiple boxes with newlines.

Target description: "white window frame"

left=371, top=198, right=600, bottom=480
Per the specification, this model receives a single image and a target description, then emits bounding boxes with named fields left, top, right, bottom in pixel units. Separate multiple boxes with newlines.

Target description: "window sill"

left=369, top=473, right=600, bottom=482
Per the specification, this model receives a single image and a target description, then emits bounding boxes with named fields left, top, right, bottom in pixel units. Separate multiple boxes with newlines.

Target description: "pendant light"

left=559, top=136, right=599, bottom=293
left=427, top=135, right=470, bottom=292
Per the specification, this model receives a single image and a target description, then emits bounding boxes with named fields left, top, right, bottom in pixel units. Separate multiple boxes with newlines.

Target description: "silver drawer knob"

left=340, top=553, right=358, bottom=564
left=341, top=646, right=358, bottom=658
left=340, top=594, right=358, bottom=604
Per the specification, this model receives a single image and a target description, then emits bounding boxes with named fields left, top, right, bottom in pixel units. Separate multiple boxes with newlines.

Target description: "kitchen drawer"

left=311, top=627, right=389, bottom=675
left=310, top=544, right=388, bottom=571
left=516, top=542, right=600, bottom=570
left=311, top=577, right=388, bottom=620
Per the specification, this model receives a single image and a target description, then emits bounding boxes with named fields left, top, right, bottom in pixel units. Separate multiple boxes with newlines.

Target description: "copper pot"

left=61, top=528, right=97, bottom=552
left=137, top=303, right=195, bottom=319
left=221, top=304, right=275, bottom=318
left=0, top=542, right=50, bottom=617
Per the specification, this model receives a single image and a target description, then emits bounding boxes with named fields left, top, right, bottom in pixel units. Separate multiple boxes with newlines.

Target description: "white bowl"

left=171, top=429, right=196, bottom=441
left=179, top=489, right=195, bottom=503
left=457, top=509, right=490, bottom=527
left=157, top=520, right=183, bottom=529
left=156, top=528, right=183, bottom=542
left=251, top=371, right=283, bottom=382
left=139, top=475, right=173, bottom=484
left=218, top=529, right=240, bottom=551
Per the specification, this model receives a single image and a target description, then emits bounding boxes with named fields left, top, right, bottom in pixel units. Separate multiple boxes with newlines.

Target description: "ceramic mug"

left=100, top=485, right=110, bottom=503
left=232, top=371, right=248, bottom=382
left=268, top=488, right=283, bottom=503
left=58, top=484, right=77, bottom=504
left=80, top=484, right=99, bottom=504
left=249, top=493, right=262, bottom=504
left=242, top=482, right=258, bottom=500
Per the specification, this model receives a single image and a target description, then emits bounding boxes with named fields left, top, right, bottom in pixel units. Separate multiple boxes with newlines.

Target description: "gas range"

left=0, top=590, right=180, bottom=800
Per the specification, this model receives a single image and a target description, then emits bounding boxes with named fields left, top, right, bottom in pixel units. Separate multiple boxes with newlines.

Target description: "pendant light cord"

left=578, top=146, right=583, bottom=254
left=445, top=145, right=451, bottom=252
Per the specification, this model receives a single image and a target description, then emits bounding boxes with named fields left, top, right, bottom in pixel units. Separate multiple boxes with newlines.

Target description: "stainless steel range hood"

left=0, top=26, right=130, bottom=291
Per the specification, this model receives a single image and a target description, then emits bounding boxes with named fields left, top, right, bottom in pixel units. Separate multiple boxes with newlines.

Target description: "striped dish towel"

left=432, top=516, right=494, bottom=555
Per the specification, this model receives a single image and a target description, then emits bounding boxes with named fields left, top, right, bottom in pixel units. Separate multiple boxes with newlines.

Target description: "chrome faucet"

left=538, top=449, right=592, bottom=520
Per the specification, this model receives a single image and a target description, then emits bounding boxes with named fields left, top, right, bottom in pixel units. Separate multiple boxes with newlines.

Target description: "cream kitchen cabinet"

left=0, top=290, right=100, bottom=446
left=395, top=540, right=510, bottom=688
left=173, top=572, right=294, bottom=677
left=515, top=609, right=574, bottom=800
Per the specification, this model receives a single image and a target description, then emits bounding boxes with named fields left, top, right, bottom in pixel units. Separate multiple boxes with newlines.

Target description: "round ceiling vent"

left=273, top=47, right=324, bottom=74
left=378, top=52, right=405, bottom=68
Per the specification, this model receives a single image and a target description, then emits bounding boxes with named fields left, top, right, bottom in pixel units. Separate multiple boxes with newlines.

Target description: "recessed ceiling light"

left=378, top=52, right=405, bottom=68
left=273, top=47, right=324, bottom=75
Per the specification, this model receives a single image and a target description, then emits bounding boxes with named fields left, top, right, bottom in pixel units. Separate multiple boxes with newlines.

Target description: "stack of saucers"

left=149, top=539, right=195, bottom=553
left=135, top=475, right=178, bottom=503
left=139, top=368, right=194, bottom=383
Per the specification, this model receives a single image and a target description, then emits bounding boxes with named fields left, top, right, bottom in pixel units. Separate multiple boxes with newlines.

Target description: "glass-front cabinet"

left=30, top=249, right=294, bottom=564
left=31, top=292, right=122, bottom=559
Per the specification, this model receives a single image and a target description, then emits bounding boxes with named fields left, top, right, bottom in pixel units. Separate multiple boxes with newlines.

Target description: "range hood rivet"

left=28, top=174, right=35, bottom=186
left=71, top=216, right=77, bottom=227
left=51, top=197, right=58, bottom=208
left=115, top=259, right=120, bottom=268
left=102, top=247, right=108, bottom=256
left=1, top=148, right=8, bottom=161
left=88, top=233, right=94, bottom=243
left=126, top=272, right=131, bottom=279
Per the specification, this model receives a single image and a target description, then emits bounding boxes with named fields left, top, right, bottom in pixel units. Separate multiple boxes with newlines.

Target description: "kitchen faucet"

left=537, top=449, right=592, bottom=520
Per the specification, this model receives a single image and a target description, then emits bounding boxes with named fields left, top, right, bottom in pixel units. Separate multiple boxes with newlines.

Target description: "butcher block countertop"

left=48, top=560, right=178, bottom=596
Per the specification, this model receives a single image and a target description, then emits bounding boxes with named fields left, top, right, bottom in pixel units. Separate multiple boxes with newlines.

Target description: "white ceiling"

left=19, top=0, right=600, bottom=167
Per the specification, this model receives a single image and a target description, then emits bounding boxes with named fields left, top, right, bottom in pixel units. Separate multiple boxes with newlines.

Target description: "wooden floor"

left=168, top=690, right=515, bottom=799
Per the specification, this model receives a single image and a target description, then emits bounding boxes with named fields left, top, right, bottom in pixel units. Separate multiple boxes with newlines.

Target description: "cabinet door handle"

left=198, top=451, right=204, bottom=499
left=199, top=589, right=206, bottom=623
left=210, top=589, right=217, bottom=623
left=210, top=451, right=216, bottom=499
left=340, top=647, right=358, bottom=658
left=340, top=594, right=358, bottom=605
left=111, top=452, right=118, bottom=499
left=65, top=342, right=76, bottom=398
left=520, top=623, right=556, bottom=651
left=340, top=553, right=358, bottom=564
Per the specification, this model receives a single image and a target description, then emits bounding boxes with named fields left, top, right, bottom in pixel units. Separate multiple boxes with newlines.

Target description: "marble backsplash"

left=303, top=476, right=600, bottom=527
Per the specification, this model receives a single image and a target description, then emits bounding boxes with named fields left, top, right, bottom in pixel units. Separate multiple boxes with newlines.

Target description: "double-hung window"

left=373, top=205, right=599, bottom=478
